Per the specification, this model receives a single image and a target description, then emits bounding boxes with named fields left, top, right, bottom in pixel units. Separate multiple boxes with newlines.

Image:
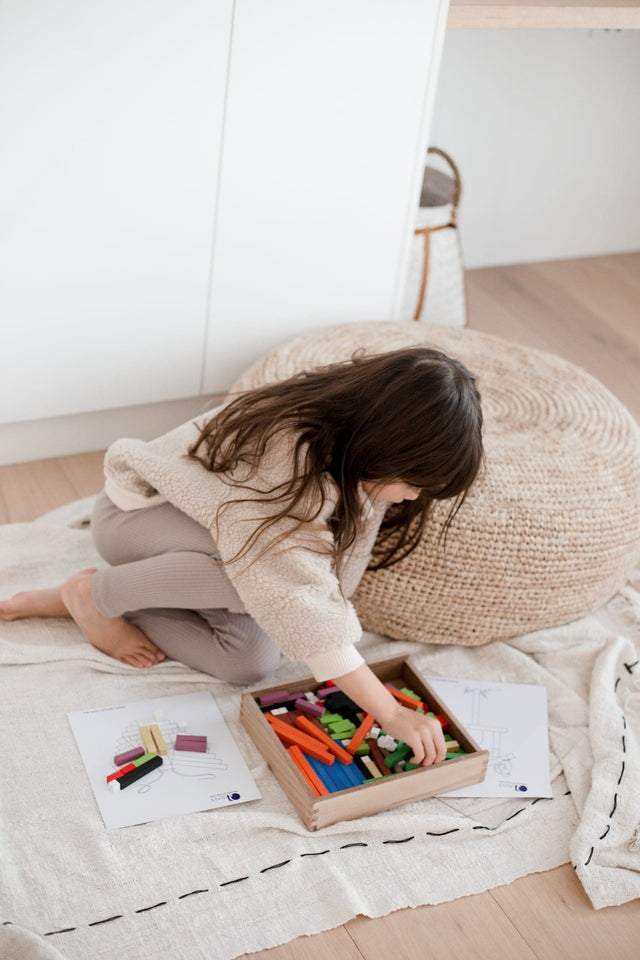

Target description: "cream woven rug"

left=2, top=498, right=639, bottom=960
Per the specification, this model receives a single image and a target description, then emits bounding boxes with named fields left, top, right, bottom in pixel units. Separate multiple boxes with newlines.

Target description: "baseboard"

left=0, top=396, right=222, bottom=466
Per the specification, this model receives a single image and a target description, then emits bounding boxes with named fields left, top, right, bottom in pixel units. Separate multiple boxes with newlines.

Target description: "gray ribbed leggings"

left=90, top=491, right=281, bottom=683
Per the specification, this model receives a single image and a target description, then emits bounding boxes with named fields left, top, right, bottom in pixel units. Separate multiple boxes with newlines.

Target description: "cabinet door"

left=203, top=0, right=449, bottom=393
left=0, top=1, right=233, bottom=424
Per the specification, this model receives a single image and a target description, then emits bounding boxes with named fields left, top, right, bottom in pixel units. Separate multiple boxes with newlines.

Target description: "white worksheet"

left=426, top=676, right=553, bottom=799
left=68, top=691, right=261, bottom=829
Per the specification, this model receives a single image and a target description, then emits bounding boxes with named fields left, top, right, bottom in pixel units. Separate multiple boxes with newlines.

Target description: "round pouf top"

left=230, top=321, right=640, bottom=646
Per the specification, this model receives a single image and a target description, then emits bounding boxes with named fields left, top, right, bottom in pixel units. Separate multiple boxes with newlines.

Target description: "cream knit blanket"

left=1, top=498, right=638, bottom=960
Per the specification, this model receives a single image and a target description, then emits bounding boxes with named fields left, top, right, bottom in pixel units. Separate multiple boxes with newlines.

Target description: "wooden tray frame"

left=241, top=655, right=489, bottom=830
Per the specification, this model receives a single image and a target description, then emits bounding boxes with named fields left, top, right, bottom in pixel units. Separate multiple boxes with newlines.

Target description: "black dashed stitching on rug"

left=564, top=789, right=572, bottom=795
left=25, top=801, right=556, bottom=936
left=471, top=803, right=536, bottom=831
left=505, top=808, right=525, bottom=822
left=135, top=902, right=166, bottom=914
left=615, top=677, right=621, bottom=692
left=260, top=860, right=291, bottom=873
left=624, top=660, right=638, bottom=674
left=585, top=707, right=628, bottom=871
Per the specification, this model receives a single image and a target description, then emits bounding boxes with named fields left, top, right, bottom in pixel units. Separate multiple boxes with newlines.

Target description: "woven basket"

left=230, top=321, right=640, bottom=646
left=401, top=147, right=467, bottom=327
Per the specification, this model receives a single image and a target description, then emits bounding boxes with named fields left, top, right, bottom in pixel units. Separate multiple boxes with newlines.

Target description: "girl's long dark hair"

left=187, top=347, right=483, bottom=571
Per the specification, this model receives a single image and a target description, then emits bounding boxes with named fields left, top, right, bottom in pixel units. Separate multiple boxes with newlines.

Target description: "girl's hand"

left=377, top=702, right=447, bottom=766
left=332, top=664, right=446, bottom=766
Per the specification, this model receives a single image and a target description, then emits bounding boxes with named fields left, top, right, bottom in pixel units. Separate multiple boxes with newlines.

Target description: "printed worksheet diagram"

left=426, top=676, right=553, bottom=799
left=68, top=691, right=261, bottom=829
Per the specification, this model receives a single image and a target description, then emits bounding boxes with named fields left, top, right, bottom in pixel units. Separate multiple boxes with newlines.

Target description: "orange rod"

left=385, top=687, right=427, bottom=711
left=267, top=715, right=335, bottom=764
left=287, top=745, right=329, bottom=796
left=293, top=714, right=354, bottom=765
left=346, top=713, right=375, bottom=755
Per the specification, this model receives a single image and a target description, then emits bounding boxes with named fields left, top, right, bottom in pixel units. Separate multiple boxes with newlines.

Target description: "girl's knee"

left=226, top=633, right=282, bottom=685
left=241, top=644, right=282, bottom=684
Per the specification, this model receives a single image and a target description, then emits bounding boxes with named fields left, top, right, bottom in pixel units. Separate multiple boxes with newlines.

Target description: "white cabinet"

left=0, top=0, right=233, bottom=423
left=204, top=0, right=449, bottom=390
left=0, top=0, right=449, bottom=430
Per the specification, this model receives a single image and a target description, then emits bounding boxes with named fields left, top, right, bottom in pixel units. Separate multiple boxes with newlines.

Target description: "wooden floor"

left=1, top=253, right=639, bottom=957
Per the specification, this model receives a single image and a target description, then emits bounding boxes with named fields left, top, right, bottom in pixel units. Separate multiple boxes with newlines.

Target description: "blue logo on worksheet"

left=498, top=780, right=528, bottom=792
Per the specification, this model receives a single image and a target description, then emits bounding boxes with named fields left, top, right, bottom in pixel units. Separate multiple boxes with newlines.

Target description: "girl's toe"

left=123, top=653, right=147, bottom=668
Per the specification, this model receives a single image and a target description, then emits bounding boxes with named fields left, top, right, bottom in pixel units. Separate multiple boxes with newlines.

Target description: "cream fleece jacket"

left=102, top=408, right=389, bottom=681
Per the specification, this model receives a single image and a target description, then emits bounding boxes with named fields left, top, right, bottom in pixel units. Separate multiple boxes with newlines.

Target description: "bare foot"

left=60, top=571, right=166, bottom=669
left=0, top=568, right=97, bottom=621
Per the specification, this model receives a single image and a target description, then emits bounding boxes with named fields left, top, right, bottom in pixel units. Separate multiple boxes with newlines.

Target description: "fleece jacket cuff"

left=304, top=645, right=365, bottom=683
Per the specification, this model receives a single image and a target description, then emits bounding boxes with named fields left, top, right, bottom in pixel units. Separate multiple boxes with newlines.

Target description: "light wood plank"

left=346, top=895, right=538, bottom=960
left=0, top=457, right=80, bottom=524
left=466, top=259, right=640, bottom=420
left=448, top=0, right=640, bottom=30
left=532, top=255, right=640, bottom=354
left=599, top=251, right=640, bottom=294
left=490, top=864, right=640, bottom=960
left=465, top=275, right=555, bottom=354
left=0, top=450, right=106, bottom=524
left=240, top=923, right=365, bottom=960
left=57, top=450, right=107, bottom=501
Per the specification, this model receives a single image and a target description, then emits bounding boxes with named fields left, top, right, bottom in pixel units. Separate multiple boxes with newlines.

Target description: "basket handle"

left=426, top=146, right=462, bottom=224
left=411, top=147, right=462, bottom=321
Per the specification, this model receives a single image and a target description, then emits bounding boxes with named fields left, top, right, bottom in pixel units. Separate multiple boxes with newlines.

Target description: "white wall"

left=4, top=24, right=639, bottom=467
left=430, top=29, right=640, bottom=268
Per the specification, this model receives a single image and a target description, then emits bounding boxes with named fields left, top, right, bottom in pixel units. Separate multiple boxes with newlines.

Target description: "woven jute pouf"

left=230, top=321, right=640, bottom=646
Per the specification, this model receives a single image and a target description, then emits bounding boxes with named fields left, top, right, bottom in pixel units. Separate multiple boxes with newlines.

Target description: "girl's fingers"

left=422, top=738, right=436, bottom=766
left=427, top=717, right=447, bottom=762
left=417, top=726, right=446, bottom=766
left=388, top=709, right=449, bottom=766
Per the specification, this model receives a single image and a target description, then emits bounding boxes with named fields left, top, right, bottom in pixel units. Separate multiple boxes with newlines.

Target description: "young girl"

left=1, top=346, right=483, bottom=767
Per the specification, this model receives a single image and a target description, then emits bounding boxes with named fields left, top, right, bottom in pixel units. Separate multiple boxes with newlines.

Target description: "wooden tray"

left=241, top=655, right=489, bottom=830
